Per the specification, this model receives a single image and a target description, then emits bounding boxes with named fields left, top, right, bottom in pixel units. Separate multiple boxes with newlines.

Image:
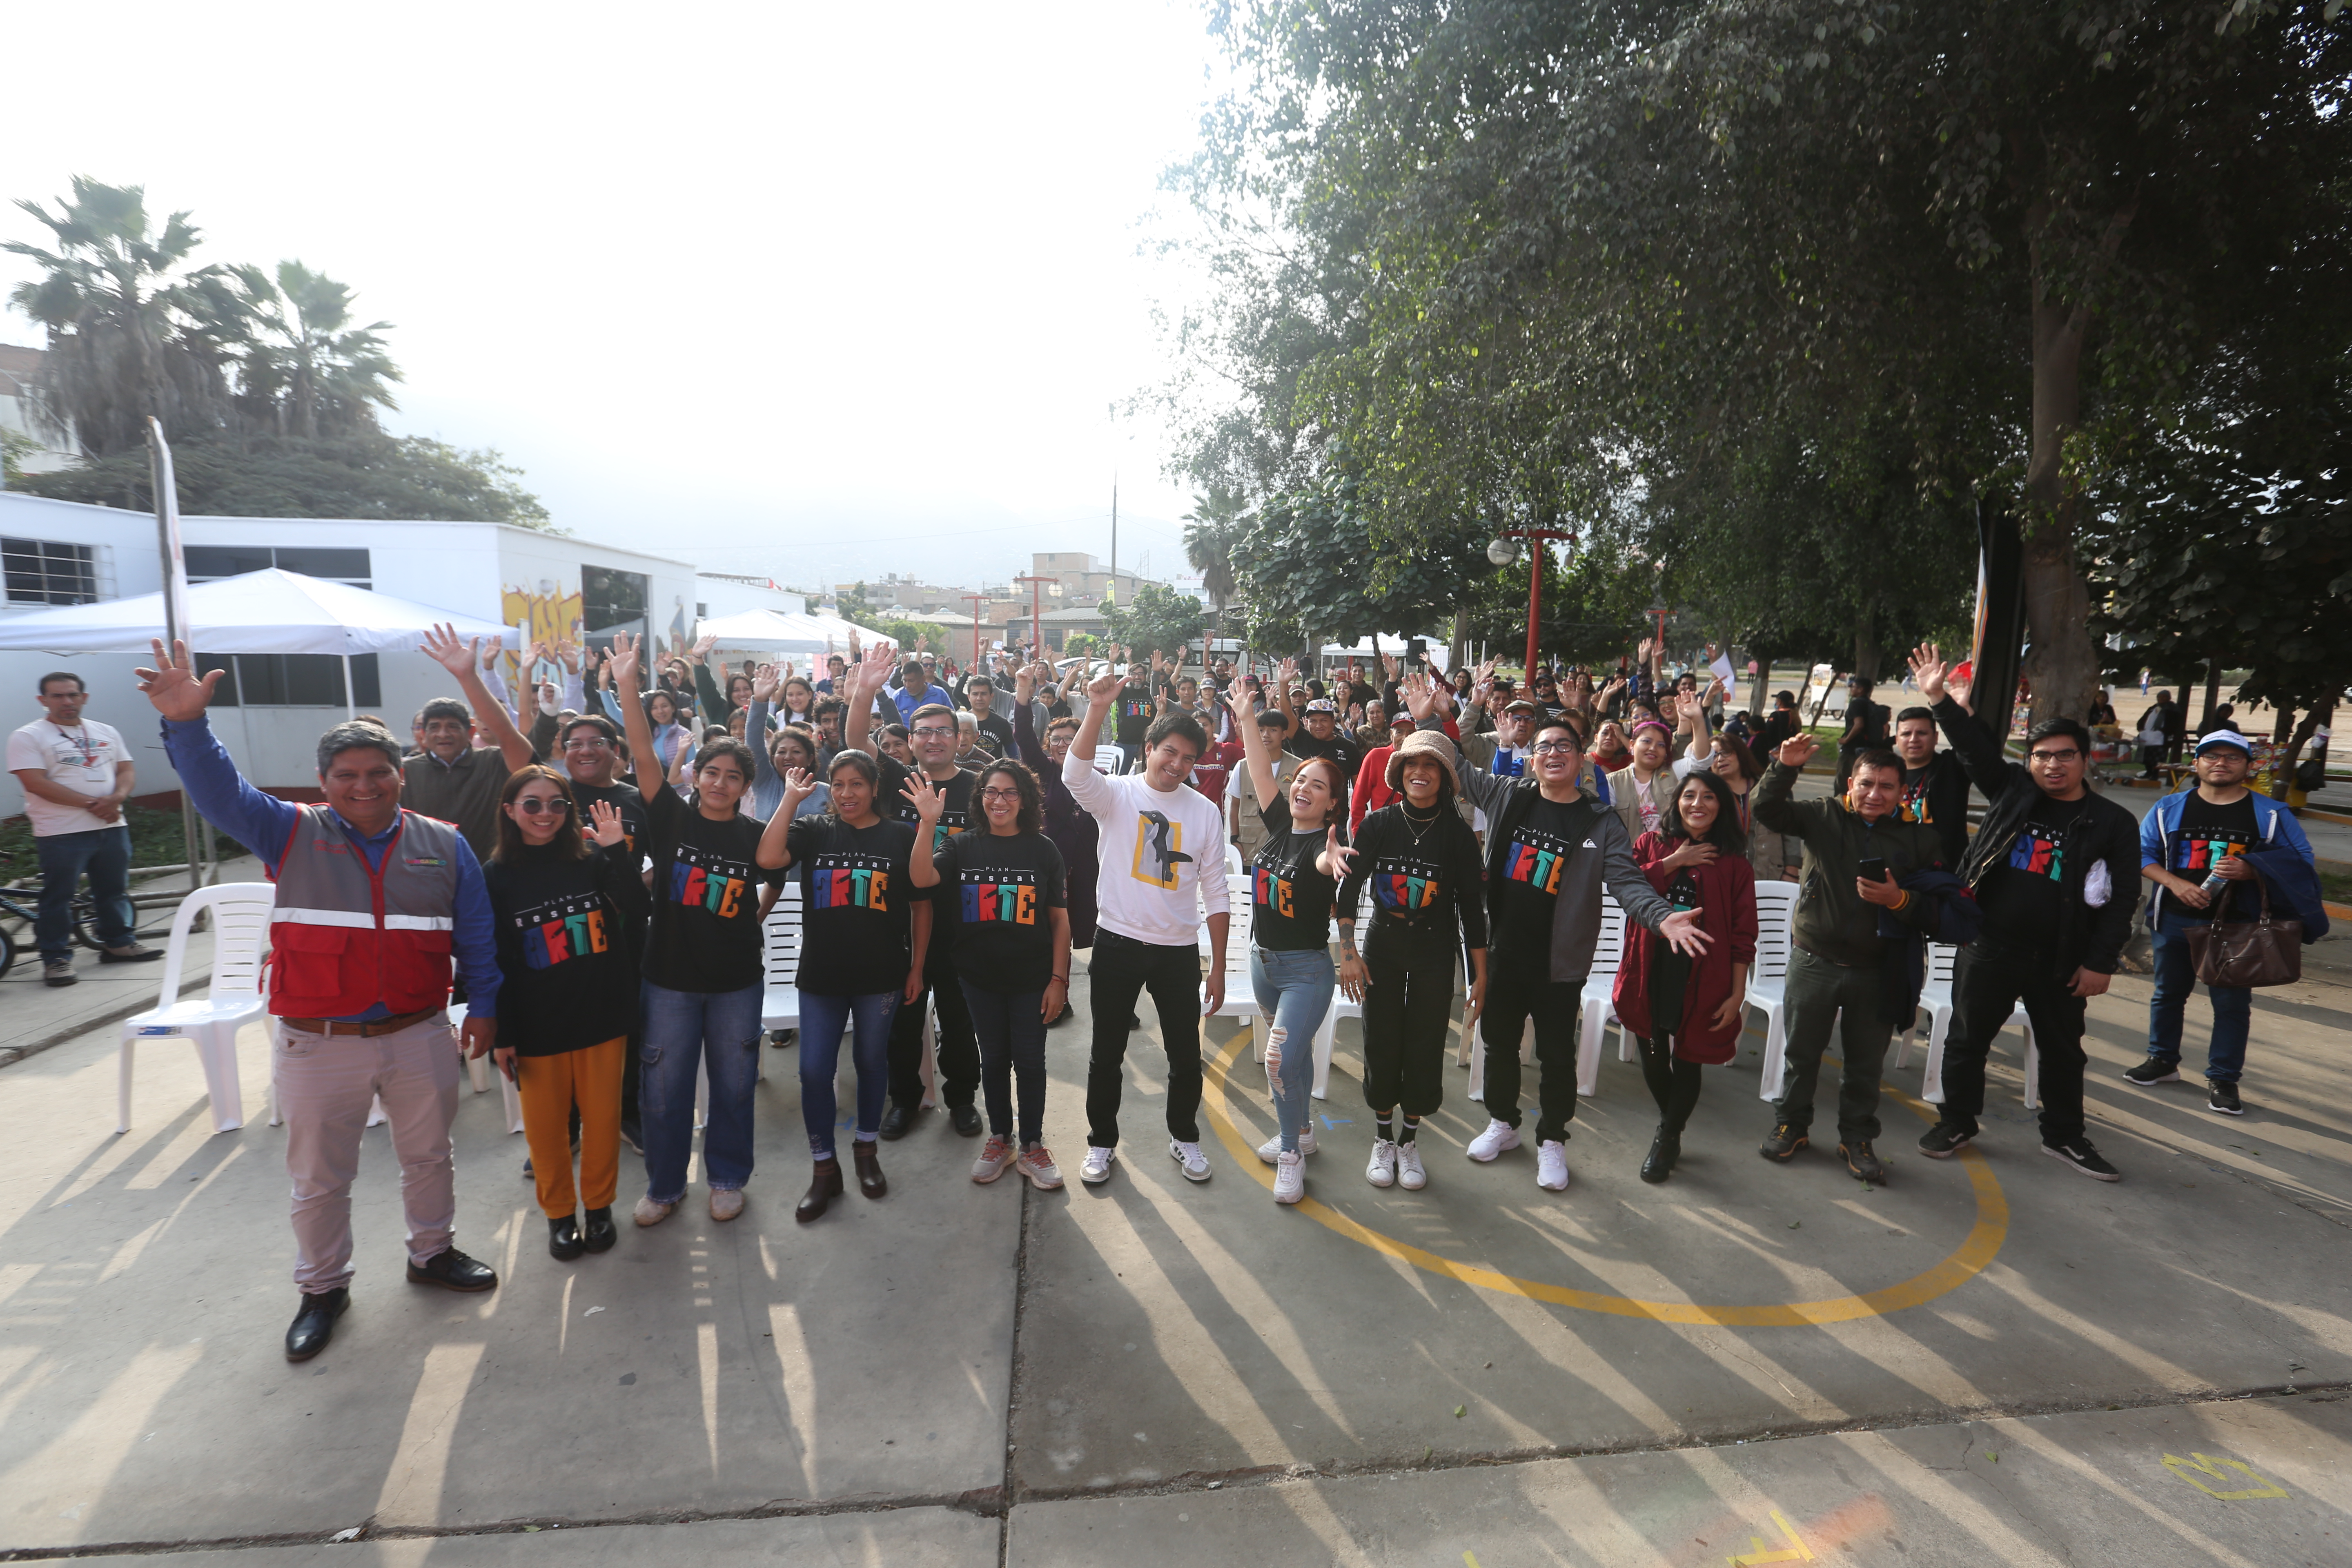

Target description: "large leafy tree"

left=16, top=432, right=550, bottom=526
left=1173, top=1, right=2352, bottom=726
left=1181, top=486, right=1249, bottom=629
left=1101, top=580, right=1210, bottom=659
left=1232, top=468, right=1480, bottom=653
left=233, top=260, right=402, bottom=440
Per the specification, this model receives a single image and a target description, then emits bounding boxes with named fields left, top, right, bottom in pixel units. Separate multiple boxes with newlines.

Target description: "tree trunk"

left=2274, top=700, right=2332, bottom=802
left=2018, top=207, right=2129, bottom=732
left=1851, top=618, right=1882, bottom=684
left=2199, top=662, right=2223, bottom=733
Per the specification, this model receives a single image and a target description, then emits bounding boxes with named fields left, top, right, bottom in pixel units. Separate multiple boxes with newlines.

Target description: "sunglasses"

left=980, top=787, right=1022, bottom=803
left=514, top=797, right=570, bottom=815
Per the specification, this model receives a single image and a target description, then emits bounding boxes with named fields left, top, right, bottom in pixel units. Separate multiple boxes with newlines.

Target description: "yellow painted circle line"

left=1199, top=1027, right=2009, bottom=1326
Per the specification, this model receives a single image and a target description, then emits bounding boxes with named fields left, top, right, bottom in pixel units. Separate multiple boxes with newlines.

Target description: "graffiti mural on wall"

left=501, top=579, right=585, bottom=687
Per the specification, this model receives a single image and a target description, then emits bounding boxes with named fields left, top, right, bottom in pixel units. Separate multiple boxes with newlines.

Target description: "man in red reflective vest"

left=141, top=639, right=504, bottom=1363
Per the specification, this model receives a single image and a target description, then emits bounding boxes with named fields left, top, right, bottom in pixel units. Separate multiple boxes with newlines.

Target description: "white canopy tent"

left=0, top=567, right=518, bottom=718
left=695, top=609, right=895, bottom=659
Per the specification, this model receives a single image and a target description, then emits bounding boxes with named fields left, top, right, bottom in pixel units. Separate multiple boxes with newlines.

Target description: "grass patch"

left=2320, top=864, right=2352, bottom=907
left=0, top=803, right=196, bottom=881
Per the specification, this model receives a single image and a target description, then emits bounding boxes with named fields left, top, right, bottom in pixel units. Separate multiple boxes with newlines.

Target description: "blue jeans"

left=798, top=990, right=900, bottom=1159
left=961, top=980, right=1048, bottom=1148
left=1250, top=945, right=1335, bottom=1154
left=638, top=979, right=765, bottom=1203
left=36, top=826, right=132, bottom=961
left=2147, top=909, right=2251, bottom=1082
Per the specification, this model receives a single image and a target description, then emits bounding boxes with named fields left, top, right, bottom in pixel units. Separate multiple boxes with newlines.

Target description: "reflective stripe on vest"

left=266, top=807, right=462, bottom=1017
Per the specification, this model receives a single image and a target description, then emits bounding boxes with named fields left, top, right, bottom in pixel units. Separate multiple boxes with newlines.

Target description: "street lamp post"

left=1488, top=528, right=1577, bottom=678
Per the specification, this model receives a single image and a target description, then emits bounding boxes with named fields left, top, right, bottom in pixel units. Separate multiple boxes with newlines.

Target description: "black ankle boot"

left=548, top=1214, right=585, bottom=1261
left=580, top=1206, right=617, bottom=1253
left=1639, top=1125, right=1680, bottom=1184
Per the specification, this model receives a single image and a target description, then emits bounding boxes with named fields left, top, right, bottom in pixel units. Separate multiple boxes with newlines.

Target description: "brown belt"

left=277, top=1007, right=445, bottom=1038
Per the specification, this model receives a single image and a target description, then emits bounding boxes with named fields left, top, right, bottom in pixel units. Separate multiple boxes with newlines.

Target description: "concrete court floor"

left=1, top=940, right=2347, bottom=1564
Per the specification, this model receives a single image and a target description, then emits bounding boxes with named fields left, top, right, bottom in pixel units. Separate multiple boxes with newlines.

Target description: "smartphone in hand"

left=1856, top=856, right=1888, bottom=884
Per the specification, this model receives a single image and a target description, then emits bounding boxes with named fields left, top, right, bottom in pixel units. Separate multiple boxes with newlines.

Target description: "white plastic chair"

left=1315, top=883, right=1375, bottom=1102
left=117, top=883, right=274, bottom=1135
left=1896, top=942, right=2040, bottom=1110
left=1575, top=895, right=1625, bottom=1096
left=1204, top=874, right=1261, bottom=1035
left=1091, top=743, right=1124, bottom=775
left=449, top=1000, right=524, bottom=1134
left=701, top=884, right=803, bottom=1127
left=1746, top=880, right=1800, bottom=1100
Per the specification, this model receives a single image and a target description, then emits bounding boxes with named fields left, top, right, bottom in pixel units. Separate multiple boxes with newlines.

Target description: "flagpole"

left=148, top=418, right=209, bottom=889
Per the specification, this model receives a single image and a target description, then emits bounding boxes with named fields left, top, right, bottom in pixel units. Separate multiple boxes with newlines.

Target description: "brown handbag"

left=2183, top=882, right=2302, bottom=989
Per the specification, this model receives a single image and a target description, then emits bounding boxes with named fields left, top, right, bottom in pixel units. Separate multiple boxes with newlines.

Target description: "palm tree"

left=236, top=261, right=402, bottom=439
left=4, top=178, right=238, bottom=457
left=1183, top=486, right=1249, bottom=632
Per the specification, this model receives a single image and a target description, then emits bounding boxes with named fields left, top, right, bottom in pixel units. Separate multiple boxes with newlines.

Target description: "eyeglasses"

left=2027, top=750, right=2082, bottom=764
left=980, top=787, right=1022, bottom=803
left=1531, top=741, right=1579, bottom=755
left=912, top=726, right=956, bottom=739
left=514, top=798, right=570, bottom=815
left=562, top=736, right=611, bottom=751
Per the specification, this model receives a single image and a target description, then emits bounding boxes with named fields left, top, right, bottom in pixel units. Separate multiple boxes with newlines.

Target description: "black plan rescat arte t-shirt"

left=1492, top=796, right=1592, bottom=959
left=880, top=755, right=977, bottom=849
left=787, top=815, right=919, bottom=997
left=1976, top=792, right=2088, bottom=945
left=639, top=782, right=784, bottom=994
left=1250, top=795, right=1342, bottom=951
left=1114, top=682, right=1158, bottom=750
left=932, top=830, right=1067, bottom=993
left=2171, top=791, right=2261, bottom=923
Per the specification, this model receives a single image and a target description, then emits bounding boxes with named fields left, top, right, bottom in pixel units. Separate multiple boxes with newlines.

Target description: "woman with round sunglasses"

left=907, top=760, right=1071, bottom=1190
left=1223, top=682, right=1354, bottom=1204
left=481, top=766, right=643, bottom=1260
left=1613, top=770, right=1757, bottom=1183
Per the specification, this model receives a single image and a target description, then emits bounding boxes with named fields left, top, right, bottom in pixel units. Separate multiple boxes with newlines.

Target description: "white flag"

left=147, top=418, right=192, bottom=645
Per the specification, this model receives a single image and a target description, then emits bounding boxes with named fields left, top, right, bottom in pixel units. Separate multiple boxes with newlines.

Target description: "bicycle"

left=0, top=850, right=178, bottom=980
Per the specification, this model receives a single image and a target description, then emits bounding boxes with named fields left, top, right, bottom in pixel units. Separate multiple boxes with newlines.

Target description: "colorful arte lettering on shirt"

left=895, top=799, right=968, bottom=850
left=1130, top=810, right=1192, bottom=890
left=667, top=845, right=755, bottom=919
left=513, top=890, right=610, bottom=970
left=809, top=853, right=893, bottom=912
left=1120, top=694, right=1156, bottom=723
left=2007, top=822, right=2068, bottom=881
left=2174, top=830, right=2253, bottom=875
left=958, top=869, right=1040, bottom=927
left=1901, top=776, right=1934, bottom=826
left=1252, top=862, right=1298, bottom=919
left=1501, top=826, right=1573, bottom=895
left=1371, top=856, right=1442, bottom=913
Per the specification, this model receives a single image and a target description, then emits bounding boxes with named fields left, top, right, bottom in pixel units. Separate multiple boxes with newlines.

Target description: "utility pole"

left=1016, top=574, right=1054, bottom=659
left=1109, top=474, right=1118, bottom=606
left=962, top=592, right=986, bottom=673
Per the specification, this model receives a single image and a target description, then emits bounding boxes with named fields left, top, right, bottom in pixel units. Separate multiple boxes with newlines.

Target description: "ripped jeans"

left=1250, top=945, right=1336, bottom=1154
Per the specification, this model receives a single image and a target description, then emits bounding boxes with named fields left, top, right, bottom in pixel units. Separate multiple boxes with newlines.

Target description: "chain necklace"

left=1401, top=802, right=1443, bottom=848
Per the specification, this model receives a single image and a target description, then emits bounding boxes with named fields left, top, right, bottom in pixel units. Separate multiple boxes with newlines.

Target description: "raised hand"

left=899, top=776, right=945, bottom=825
left=588, top=799, right=626, bottom=846
left=780, top=767, right=816, bottom=811
left=558, top=639, right=581, bottom=673
left=606, top=630, right=641, bottom=692
left=1400, top=670, right=1438, bottom=722
left=1775, top=732, right=1820, bottom=769
left=689, top=632, right=719, bottom=662
left=421, top=622, right=481, bottom=679
left=483, top=638, right=507, bottom=673
left=751, top=662, right=781, bottom=702
left=854, top=639, right=896, bottom=695
left=135, top=637, right=226, bottom=722
left=1907, top=642, right=1949, bottom=702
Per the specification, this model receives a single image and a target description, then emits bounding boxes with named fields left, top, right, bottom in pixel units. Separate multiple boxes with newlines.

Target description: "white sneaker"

left=1365, top=1138, right=1398, bottom=1187
left=1466, top=1118, right=1522, bottom=1162
left=1535, top=1139, right=1570, bottom=1191
left=1396, top=1141, right=1427, bottom=1190
left=1256, top=1128, right=1318, bottom=1164
left=1169, top=1138, right=1212, bottom=1183
left=1080, top=1145, right=1117, bottom=1184
left=1272, top=1149, right=1305, bottom=1204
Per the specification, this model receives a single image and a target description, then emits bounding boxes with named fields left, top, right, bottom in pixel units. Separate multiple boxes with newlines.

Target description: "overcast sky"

left=1, top=1, right=1223, bottom=596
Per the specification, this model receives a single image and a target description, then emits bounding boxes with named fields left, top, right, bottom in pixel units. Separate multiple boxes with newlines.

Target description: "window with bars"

left=2, top=537, right=99, bottom=604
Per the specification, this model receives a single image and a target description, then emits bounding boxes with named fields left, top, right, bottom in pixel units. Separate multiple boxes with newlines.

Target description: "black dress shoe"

left=877, top=1103, right=917, bottom=1141
left=548, top=1216, right=585, bottom=1261
left=406, top=1246, right=499, bottom=1292
left=285, top=1288, right=348, bottom=1362
left=949, top=1103, right=983, bottom=1137
left=580, top=1206, right=618, bottom=1253
left=1639, top=1126, right=1679, bottom=1185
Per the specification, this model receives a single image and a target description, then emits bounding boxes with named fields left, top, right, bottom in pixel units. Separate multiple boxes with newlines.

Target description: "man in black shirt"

left=846, top=647, right=983, bottom=1138
left=1833, top=677, right=1889, bottom=795
left=965, top=677, right=1015, bottom=757
left=1281, top=696, right=1364, bottom=779
left=1909, top=646, right=2141, bottom=1178
left=1890, top=705, right=1972, bottom=868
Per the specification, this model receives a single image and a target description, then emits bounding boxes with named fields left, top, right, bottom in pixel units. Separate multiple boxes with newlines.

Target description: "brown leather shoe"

left=795, top=1157, right=842, bottom=1223
left=852, top=1140, right=888, bottom=1199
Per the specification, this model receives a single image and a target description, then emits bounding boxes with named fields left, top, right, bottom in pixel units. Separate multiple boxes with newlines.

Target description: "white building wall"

left=0, top=492, right=704, bottom=813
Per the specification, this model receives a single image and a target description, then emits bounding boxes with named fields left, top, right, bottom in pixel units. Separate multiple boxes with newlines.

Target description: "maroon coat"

left=1611, top=831, right=1759, bottom=1063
